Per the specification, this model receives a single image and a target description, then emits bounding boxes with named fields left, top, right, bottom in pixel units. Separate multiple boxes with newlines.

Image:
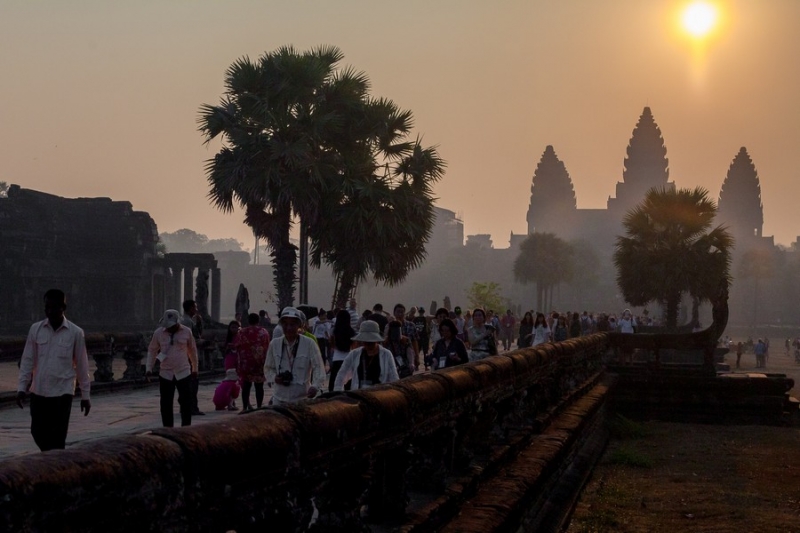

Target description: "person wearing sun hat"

left=263, top=307, right=326, bottom=405
left=333, top=320, right=400, bottom=391
left=146, top=308, right=198, bottom=427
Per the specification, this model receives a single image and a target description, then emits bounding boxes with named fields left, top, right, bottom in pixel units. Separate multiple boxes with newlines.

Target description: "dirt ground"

left=568, top=343, right=800, bottom=533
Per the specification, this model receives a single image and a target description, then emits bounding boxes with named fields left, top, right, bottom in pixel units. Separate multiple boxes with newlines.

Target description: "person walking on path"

left=334, top=320, right=400, bottom=391
left=430, top=318, right=469, bottom=369
left=146, top=309, right=198, bottom=427
left=736, top=341, right=743, bottom=369
left=500, top=310, right=516, bottom=351
left=16, top=289, right=91, bottom=451
left=235, top=313, right=270, bottom=411
left=328, top=310, right=356, bottom=391
left=264, top=307, right=326, bottom=405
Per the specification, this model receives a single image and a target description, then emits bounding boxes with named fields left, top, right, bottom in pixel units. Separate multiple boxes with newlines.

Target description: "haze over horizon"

left=2, top=1, right=799, bottom=249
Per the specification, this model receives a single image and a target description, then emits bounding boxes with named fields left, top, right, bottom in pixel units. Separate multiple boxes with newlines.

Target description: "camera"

left=276, top=370, right=294, bottom=385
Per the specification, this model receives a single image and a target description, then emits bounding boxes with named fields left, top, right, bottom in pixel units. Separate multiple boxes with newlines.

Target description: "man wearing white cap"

left=146, top=309, right=198, bottom=427
left=264, top=307, right=326, bottom=405
left=333, top=320, right=400, bottom=391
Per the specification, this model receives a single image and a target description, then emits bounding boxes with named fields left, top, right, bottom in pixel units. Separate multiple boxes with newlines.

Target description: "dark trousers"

left=242, top=381, right=264, bottom=408
left=190, top=374, right=201, bottom=413
left=30, top=393, right=73, bottom=451
left=328, top=360, right=344, bottom=392
left=159, top=376, right=192, bottom=427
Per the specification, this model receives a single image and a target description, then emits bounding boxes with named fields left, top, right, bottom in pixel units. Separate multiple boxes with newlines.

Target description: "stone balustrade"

left=0, top=334, right=612, bottom=532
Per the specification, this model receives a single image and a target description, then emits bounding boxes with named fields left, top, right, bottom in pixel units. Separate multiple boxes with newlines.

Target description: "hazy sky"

left=2, top=1, right=799, bottom=249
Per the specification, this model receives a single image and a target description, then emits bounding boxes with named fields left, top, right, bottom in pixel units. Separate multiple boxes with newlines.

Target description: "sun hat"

left=352, top=320, right=385, bottom=343
left=224, top=368, right=238, bottom=381
left=279, top=307, right=303, bottom=323
left=160, top=309, right=181, bottom=328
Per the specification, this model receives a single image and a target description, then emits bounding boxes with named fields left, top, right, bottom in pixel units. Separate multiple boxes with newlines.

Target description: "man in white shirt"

left=264, top=307, right=326, bottom=406
left=146, top=309, right=199, bottom=427
left=347, top=298, right=360, bottom=329
left=16, top=289, right=91, bottom=451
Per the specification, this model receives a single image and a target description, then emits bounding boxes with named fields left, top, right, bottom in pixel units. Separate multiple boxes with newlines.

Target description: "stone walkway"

left=0, top=373, right=273, bottom=460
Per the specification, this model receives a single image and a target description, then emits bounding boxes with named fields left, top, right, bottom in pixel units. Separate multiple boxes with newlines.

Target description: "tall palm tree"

left=614, top=187, right=733, bottom=328
left=311, top=142, right=445, bottom=309
left=199, top=45, right=372, bottom=309
left=513, top=232, right=574, bottom=311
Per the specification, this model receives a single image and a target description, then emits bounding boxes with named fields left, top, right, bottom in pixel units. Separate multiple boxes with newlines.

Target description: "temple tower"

left=607, top=107, right=673, bottom=217
left=717, top=147, right=764, bottom=243
left=526, top=145, right=577, bottom=234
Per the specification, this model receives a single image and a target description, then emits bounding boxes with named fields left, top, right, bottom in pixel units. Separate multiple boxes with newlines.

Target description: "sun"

left=682, top=1, right=718, bottom=38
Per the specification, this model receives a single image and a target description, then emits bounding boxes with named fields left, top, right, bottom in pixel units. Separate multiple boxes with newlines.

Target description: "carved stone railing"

left=0, top=334, right=612, bottom=532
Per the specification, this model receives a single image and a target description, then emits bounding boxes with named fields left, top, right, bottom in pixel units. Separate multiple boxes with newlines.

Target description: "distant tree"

left=159, top=229, right=243, bottom=254
left=614, top=187, right=733, bottom=328
left=465, top=282, right=506, bottom=313
left=513, top=232, right=574, bottom=312
left=206, top=238, right=245, bottom=253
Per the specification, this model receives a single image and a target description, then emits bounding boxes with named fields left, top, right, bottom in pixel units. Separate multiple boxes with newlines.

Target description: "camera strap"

left=279, top=339, right=300, bottom=374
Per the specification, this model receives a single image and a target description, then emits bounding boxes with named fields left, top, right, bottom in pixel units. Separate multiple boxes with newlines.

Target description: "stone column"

left=171, top=267, right=183, bottom=309
left=183, top=267, right=194, bottom=307
left=195, top=268, right=210, bottom=318
left=93, top=353, right=114, bottom=382
left=211, top=267, right=221, bottom=322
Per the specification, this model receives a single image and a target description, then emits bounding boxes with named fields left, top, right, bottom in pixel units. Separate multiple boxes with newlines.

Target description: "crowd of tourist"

left=206, top=301, right=660, bottom=413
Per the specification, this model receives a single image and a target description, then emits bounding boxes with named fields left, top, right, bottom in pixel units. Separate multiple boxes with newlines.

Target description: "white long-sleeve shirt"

left=333, top=346, right=400, bottom=391
left=146, top=325, right=198, bottom=380
left=17, top=318, right=91, bottom=399
left=264, top=334, right=325, bottom=404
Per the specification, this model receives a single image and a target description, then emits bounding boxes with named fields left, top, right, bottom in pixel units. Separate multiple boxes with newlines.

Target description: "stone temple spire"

left=607, top=107, right=673, bottom=216
left=717, top=147, right=763, bottom=240
left=526, top=145, right=577, bottom=234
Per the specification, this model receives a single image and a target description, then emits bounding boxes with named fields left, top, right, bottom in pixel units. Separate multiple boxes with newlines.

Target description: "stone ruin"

left=0, top=185, right=221, bottom=334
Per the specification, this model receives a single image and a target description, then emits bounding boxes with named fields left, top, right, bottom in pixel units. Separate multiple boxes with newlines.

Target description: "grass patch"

left=572, top=508, right=620, bottom=533
left=608, top=445, right=653, bottom=468
left=607, top=414, right=649, bottom=440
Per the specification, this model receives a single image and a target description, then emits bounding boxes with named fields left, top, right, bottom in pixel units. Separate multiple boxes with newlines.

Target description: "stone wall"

left=0, top=186, right=160, bottom=333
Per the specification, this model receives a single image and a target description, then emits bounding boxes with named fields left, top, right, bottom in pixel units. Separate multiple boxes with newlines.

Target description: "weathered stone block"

left=0, top=435, right=184, bottom=532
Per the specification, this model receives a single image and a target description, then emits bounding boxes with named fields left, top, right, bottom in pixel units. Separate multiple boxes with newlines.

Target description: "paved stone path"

left=2, top=340, right=798, bottom=461
left=0, top=373, right=273, bottom=460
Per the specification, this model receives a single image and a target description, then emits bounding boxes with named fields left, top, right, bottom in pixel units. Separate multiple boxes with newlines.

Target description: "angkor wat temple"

left=526, top=107, right=769, bottom=253
left=523, top=107, right=798, bottom=326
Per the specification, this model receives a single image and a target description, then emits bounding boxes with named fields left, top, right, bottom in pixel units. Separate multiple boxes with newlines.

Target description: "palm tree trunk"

left=334, top=271, right=356, bottom=310
left=298, top=221, right=308, bottom=305
left=245, top=202, right=297, bottom=311
left=691, top=296, right=700, bottom=326
left=536, top=284, right=543, bottom=312
left=665, top=294, right=680, bottom=328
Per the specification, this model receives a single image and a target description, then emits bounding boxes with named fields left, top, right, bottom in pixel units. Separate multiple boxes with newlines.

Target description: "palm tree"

left=200, top=46, right=443, bottom=310
left=311, top=142, right=445, bottom=308
left=513, top=232, right=574, bottom=311
left=614, top=187, right=733, bottom=328
left=199, top=45, right=372, bottom=309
